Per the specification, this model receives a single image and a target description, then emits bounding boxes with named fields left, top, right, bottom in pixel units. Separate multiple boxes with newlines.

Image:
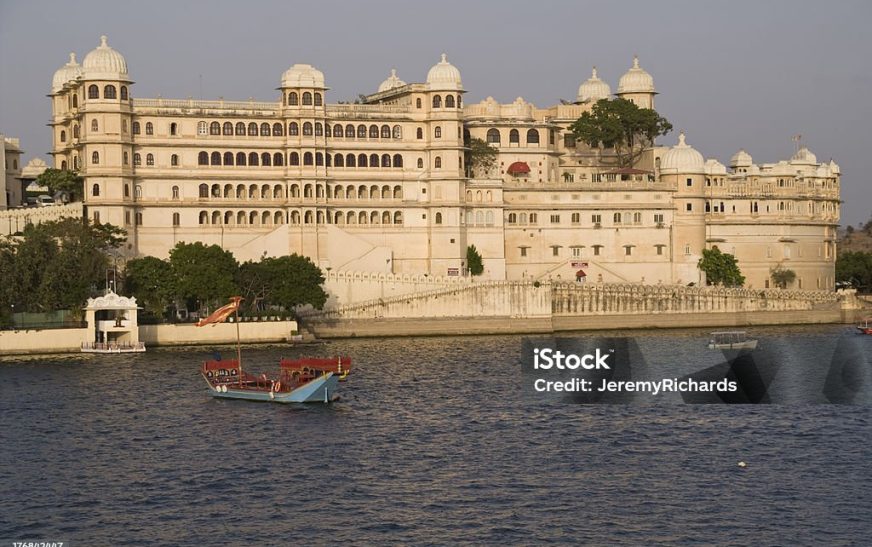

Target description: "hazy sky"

left=1, top=0, right=869, bottom=225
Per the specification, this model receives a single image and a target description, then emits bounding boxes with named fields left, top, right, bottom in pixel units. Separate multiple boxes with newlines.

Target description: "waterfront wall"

left=0, top=327, right=89, bottom=355
left=322, top=270, right=473, bottom=309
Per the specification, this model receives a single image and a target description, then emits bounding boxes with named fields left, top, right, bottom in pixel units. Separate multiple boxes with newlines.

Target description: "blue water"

left=1, top=325, right=870, bottom=545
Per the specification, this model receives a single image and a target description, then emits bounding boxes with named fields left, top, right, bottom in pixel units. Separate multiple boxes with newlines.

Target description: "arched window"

left=131, top=121, right=140, bottom=134
left=238, top=211, right=246, bottom=224
left=223, top=152, right=233, bottom=165
left=61, top=160, right=67, bottom=170
left=289, top=122, right=299, bottom=136
left=382, top=154, right=391, bottom=168
left=416, top=127, right=423, bottom=140
left=435, top=212, right=443, bottom=224
left=223, top=184, right=233, bottom=198
left=260, top=123, right=270, bottom=136
left=173, top=212, right=180, bottom=226
left=210, top=122, right=220, bottom=135
left=147, top=153, right=155, bottom=166
left=357, top=125, right=367, bottom=138
left=60, top=130, right=66, bottom=142
left=315, top=122, right=323, bottom=136
left=91, top=119, right=99, bottom=132
left=526, top=129, right=540, bottom=144
left=302, top=92, right=312, bottom=105
left=274, top=152, right=284, bottom=166
left=235, top=122, right=245, bottom=135
left=275, top=211, right=284, bottom=224
left=244, top=122, right=254, bottom=136
left=487, top=129, right=501, bottom=144
left=345, top=124, right=354, bottom=138
left=91, top=151, right=100, bottom=165
left=509, top=129, right=519, bottom=144
left=382, top=211, right=391, bottom=224
left=122, top=120, right=128, bottom=133
left=290, top=211, right=300, bottom=224
left=172, top=186, right=180, bottom=199
left=369, top=125, right=379, bottom=139
left=170, top=122, right=178, bottom=136
left=72, top=94, right=78, bottom=108
left=314, top=93, right=322, bottom=106
left=144, top=122, right=153, bottom=135
left=303, top=152, right=313, bottom=166
left=315, top=153, right=323, bottom=166
left=135, top=185, right=142, bottom=199
left=237, top=184, right=246, bottom=199
left=249, top=184, right=258, bottom=199
left=198, top=151, right=208, bottom=165
left=273, top=122, right=283, bottom=136
left=289, top=152, right=299, bottom=166
left=393, top=154, right=403, bottom=168
left=236, top=152, right=246, bottom=166
left=370, top=153, right=379, bottom=167
left=335, top=154, right=344, bottom=167
left=92, top=183, right=100, bottom=196
left=223, top=122, right=232, bottom=135
left=346, top=154, right=356, bottom=167
left=199, top=211, right=208, bottom=224
left=197, top=121, right=207, bottom=135
left=416, top=98, right=422, bottom=108
left=435, top=126, right=443, bottom=139
left=381, top=125, right=391, bottom=139
left=325, top=124, right=332, bottom=137
left=417, top=158, right=424, bottom=168
left=303, top=122, right=313, bottom=136
left=433, top=95, right=442, bottom=108
left=199, top=184, right=209, bottom=198
left=104, top=85, right=116, bottom=99
left=434, top=156, right=441, bottom=169
left=274, top=185, right=283, bottom=199
left=288, top=92, right=298, bottom=105
left=249, top=152, right=259, bottom=166
left=445, top=95, right=455, bottom=108
left=613, top=212, right=621, bottom=223
left=262, top=152, right=271, bottom=166
left=225, top=211, right=234, bottom=226
left=262, top=211, right=271, bottom=225
left=358, top=154, right=368, bottom=168
left=88, top=85, right=99, bottom=99
left=211, top=152, right=221, bottom=165
left=394, top=211, right=403, bottom=224
left=73, top=125, right=79, bottom=138
left=120, top=87, right=128, bottom=100
left=304, top=184, right=313, bottom=198
left=393, top=125, right=402, bottom=139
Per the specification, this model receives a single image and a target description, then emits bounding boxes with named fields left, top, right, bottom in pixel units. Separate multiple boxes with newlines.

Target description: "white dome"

left=52, top=52, right=83, bottom=92
left=82, top=36, right=128, bottom=80
left=378, top=68, right=406, bottom=92
left=617, top=56, right=655, bottom=94
left=426, top=53, right=462, bottom=90
left=791, top=146, right=817, bottom=165
left=829, top=159, right=840, bottom=174
left=281, top=63, right=325, bottom=88
left=705, top=158, right=727, bottom=175
left=730, top=149, right=753, bottom=168
left=576, top=67, right=611, bottom=103
left=660, top=132, right=705, bottom=173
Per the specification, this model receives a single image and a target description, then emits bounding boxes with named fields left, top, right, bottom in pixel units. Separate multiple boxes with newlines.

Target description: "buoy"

left=737, top=461, right=747, bottom=468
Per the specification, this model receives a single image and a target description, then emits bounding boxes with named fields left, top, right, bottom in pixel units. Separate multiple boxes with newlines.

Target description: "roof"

left=603, top=167, right=651, bottom=175
left=507, top=161, right=530, bottom=174
left=576, top=270, right=587, bottom=277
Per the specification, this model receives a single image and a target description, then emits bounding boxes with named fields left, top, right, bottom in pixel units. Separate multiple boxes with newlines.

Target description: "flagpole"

left=235, top=299, right=242, bottom=386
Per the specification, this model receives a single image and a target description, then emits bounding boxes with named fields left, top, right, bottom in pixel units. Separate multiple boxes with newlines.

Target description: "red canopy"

left=576, top=270, right=587, bottom=277
left=507, top=161, right=530, bottom=175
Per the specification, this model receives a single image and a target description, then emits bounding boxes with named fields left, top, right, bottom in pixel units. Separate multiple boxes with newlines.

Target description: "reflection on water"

left=0, top=325, right=870, bottom=544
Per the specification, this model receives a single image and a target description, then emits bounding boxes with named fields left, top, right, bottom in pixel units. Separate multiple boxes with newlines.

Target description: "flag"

left=196, top=296, right=243, bottom=327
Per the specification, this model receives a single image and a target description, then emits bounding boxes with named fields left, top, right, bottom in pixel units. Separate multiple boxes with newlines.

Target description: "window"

left=304, top=152, right=313, bottom=166
left=288, top=92, right=298, bottom=106
left=289, top=122, right=299, bottom=136
left=369, top=125, right=379, bottom=138
left=91, top=119, right=99, bottom=132
left=685, top=244, right=691, bottom=256
left=171, top=154, right=179, bottom=166
left=435, top=212, right=443, bottom=224
left=60, top=130, right=66, bottom=142
left=564, top=134, right=576, bottom=148
left=358, top=125, right=367, bottom=138
left=417, top=158, right=424, bottom=168
left=73, top=125, right=79, bottom=138
left=303, top=122, right=313, bottom=136
left=146, top=153, right=154, bottom=166
left=552, top=246, right=561, bottom=257
left=120, top=86, right=128, bottom=100
left=445, top=95, right=455, bottom=108
left=435, top=156, right=442, bottom=169
left=613, top=212, right=622, bottom=224
left=88, top=85, right=99, bottom=99
left=416, top=98, right=422, bottom=108
left=520, top=247, right=527, bottom=257
left=416, top=128, right=423, bottom=139
left=393, top=125, right=402, bottom=139
left=624, top=246, right=633, bottom=256
left=302, top=92, right=312, bottom=105
left=686, top=203, right=693, bottom=212
left=248, top=123, right=258, bottom=136
left=550, top=214, right=560, bottom=224
left=509, top=129, right=519, bottom=144
left=173, top=212, right=180, bottom=226
left=260, top=123, right=270, bottom=136
left=654, top=213, right=664, bottom=224
left=170, top=122, right=177, bottom=136
left=433, top=95, right=442, bottom=108
left=527, top=129, right=539, bottom=144
left=529, top=213, right=538, bottom=224
left=686, top=178, right=692, bottom=187
left=393, top=154, right=403, bottom=168
left=656, top=245, right=665, bottom=256
left=210, top=122, right=220, bottom=135
left=93, top=211, right=100, bottom=224
left=381, top=125, right=391, bottom=139
left=591, top=214, right=601, bottom=225
left=289, top=152, right=299, bottom=166
left=172, top=186, right=180, bottom=199
left=103, top=85, right=117, bottom=99
left=92, top=183, right=100, bottom=196
left=223, top=122, right=232, bottom=136
left=486, top=128, right=500, bottom=144
left=211, top=151, right=221, bottom=165
left=146, top=122, right=154, bottom=135
left=198, top=151, right=208, bottom=165
left=633, top=212, right=642, bottom=224
left=91, top=151, right=99, bottom=165
left=315, top=123, right=323, bottom=136
left=197, top=121, right=207, bottom=135
left=434, top=126, right=441, bottom=139
left=572, top=247, right=582, bottom=258
left=593, top=245, right=602, bottom=256
left=314, top=93, right=322, bottom=106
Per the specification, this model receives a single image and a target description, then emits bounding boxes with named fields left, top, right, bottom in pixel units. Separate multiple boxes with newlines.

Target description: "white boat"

left=707, top=331, right=758, bottom=350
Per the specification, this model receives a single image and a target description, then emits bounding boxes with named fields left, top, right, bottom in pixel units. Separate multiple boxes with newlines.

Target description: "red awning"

left=507, top=161, right=530, bottom=175
left=576, top=270, right=587, bottom=277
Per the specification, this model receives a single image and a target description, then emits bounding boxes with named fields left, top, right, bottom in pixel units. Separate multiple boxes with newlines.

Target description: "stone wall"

left=0, top=327, right=89, bottom=355
left=0, top=202, right=83, bottom=236
left=139, top=320, right=298, bottom=346
left=321, top=269, right=474, bottom=309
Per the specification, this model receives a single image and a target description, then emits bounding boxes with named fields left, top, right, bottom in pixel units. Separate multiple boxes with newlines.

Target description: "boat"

left=856, top=318, right=872, bottom=335
left=707, top=331, right=758, bottom=350
left=197, top=296, right=349, bottom=403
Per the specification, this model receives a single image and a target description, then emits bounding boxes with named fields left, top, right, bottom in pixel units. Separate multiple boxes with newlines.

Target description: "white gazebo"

left=82, top=291, right=145, bottom=353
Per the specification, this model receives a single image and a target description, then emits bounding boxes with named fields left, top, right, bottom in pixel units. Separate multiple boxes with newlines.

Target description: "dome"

left=52, top=52, right=83, bottom=92
left=829, top=159, right=840, bottom=174
left=426, top=53, right=462, bottom=90
left=660, top=132, right=705, bottom=173
left=617, top=56, right=655, bottom=94
left=281, top=63, right=326, bottom=88
left=730, top=149, right=753, bottom=168
left=82, top=35, right=128, bottom=80
left=705, top=158, right=727, bottom=175
left=791, top=146, right=817, bottom=165
left=378, top=68, right=406, bottom=92
left=576, top=67, right=611, bottom=103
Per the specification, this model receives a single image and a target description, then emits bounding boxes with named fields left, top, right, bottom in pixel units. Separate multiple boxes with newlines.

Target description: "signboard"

left=570, top=261, right=589, bottom=268
left=447, top=268, right=460, bottom=276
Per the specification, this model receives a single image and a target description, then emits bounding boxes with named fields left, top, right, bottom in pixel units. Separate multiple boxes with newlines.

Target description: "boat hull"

left=208, top=373, right=340, bottom=403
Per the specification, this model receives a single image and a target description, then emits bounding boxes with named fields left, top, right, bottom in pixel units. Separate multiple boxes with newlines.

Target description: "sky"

left=1, top=0, right=870, bottom=226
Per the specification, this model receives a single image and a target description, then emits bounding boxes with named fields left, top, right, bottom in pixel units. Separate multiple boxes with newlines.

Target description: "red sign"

left=570, top=261, right=589, bottom=268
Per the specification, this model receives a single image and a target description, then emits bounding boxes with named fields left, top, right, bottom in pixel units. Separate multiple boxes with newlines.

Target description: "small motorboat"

left=856, top=318, right=872, bottom=335
left=708, top=331, right=758, bottom=350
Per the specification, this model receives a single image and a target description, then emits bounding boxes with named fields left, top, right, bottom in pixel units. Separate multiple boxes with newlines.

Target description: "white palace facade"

left=48, top=37, right=841, bottom=290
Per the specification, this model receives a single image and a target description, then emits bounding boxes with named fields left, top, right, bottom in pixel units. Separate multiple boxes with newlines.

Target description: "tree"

left=464, top=136, right=498, bottom=177
left=836, top=251, right=872, bottom=292
left=466, top=245, right=484, bottom=276
left=169, top=242, right=239, bottom=311
left=124, top=256, right=175, bottom=316
left=570, top=98, right=673, bottom=167
left=697, top=247, right=745, bottom=287
left=239, top=254, right=327, bottom=313
left=770, top=267, right=797, bottom=289
left=35, top=168, right=84, bottom=202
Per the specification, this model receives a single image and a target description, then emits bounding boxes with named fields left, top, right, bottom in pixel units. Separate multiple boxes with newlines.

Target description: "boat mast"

left=235, top=301, right=242, bottom=385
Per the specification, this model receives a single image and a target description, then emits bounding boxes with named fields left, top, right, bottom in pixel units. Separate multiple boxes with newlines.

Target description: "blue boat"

left=201, top=359, right=341, bottom=403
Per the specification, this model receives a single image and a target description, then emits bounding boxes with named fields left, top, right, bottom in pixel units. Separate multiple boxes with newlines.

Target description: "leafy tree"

left=169, top=242, right=239, bottom=311
left=466, top=245, right=484, bottom=276
left=35, top=168, right=84, bottom=202
left=836, top=251, right=872, bottom=292
left=570, top=98, right=673, bottom=167
left=464, top=136, right=498, bottom=177
left=770, top=267, right=797, bottom=289
left=239, top=254, right=326, bottom=313
left=123, top=256, right=174, bottom=316
left=697, top=247, right=745, bottom=287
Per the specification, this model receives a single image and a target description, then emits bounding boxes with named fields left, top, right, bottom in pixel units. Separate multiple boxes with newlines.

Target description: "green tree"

left=570, top=98, right=673, bottom=167
left=35, top=168, right=84, bottom=202
left=770, top=267, right=797, bottom=289
left=169, top=242, right=239, bottom=311
left=239, top=254, right=327, bottom=313
left=124, top=256, right=175, bottom=316
left=836, top=251, right=872, bottom=292
left=464, top=136, right=498, bottom=177
left=466, top=245, right=484, bottom=276
left=697, top=247, right=745, bottom=287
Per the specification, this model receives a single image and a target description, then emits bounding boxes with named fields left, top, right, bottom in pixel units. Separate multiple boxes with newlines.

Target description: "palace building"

left=48, top=36, right=841, bottom=289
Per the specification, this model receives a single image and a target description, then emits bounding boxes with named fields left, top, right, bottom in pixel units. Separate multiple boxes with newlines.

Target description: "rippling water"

left=1, top=325, right=870, bottom=545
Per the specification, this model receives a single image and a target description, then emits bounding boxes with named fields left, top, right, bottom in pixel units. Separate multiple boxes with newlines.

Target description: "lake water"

left=1, top=325, right=870, bottom=545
